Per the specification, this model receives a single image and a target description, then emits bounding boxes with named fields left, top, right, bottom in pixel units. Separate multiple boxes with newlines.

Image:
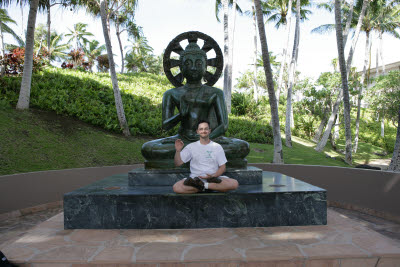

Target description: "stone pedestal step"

left=64, top=171, right=327, bottom=229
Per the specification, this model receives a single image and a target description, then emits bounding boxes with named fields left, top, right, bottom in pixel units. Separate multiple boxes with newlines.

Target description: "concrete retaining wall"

left=1, top=164, right=399, bottom=222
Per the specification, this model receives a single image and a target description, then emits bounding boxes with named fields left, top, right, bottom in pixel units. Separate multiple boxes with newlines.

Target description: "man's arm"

left=174, top=139, right=184, bottom=167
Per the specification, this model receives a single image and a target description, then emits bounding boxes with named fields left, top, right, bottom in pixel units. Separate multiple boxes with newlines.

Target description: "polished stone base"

left=64, top=171, right=327, bottom=229
left=128, top=166, right=263, bottom=186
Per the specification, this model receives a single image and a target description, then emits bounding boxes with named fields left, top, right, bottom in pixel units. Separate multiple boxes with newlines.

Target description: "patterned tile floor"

left=0, top=207, right=399, bottom=266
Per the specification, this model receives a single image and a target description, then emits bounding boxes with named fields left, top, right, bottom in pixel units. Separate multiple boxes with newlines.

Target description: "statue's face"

left=181, top=53, right=206, bottom=83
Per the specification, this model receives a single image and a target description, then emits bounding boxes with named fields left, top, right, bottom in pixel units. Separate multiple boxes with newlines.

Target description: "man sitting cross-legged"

left=173, top=120, right=239, bottom=194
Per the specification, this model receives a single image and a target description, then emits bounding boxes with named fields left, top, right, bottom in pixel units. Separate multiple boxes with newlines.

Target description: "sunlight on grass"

left=291, top=136, right=315, bottom=148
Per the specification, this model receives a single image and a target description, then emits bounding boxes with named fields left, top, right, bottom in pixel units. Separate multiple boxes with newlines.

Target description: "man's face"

left=197, top=122, right=211, bottom=139
left=181, top=53, right=206, bottom=83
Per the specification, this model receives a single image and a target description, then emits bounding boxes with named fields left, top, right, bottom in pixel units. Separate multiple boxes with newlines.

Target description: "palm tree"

left=99, top=0, right=130, bottom=136
left=0, top=8, right=23, bottom=75
left=284, top=0, right=301, bottom=148
left=34, top=23, right=47, bottom=56
left=314, top=0, right=368, bottom=153
left=254, top=0, right=284, bottom=164
left=262, top=0, right=311, bottom=106
left=65, top=22, right=93, bottom=50
left=215, top=0, right=243, bottom=113
left=16, top=0, right=40, bottom=110
left=334, top=0, right=352, bottom=164
left=83, top=39, right=105, bottom=71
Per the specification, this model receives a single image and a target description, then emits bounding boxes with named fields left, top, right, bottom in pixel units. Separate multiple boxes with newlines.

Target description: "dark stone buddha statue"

left=142, top=32, right=249, bottom=169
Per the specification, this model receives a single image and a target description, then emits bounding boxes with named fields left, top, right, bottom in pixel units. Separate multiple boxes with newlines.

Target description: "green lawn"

left=0, top=105, right=392, bottom=175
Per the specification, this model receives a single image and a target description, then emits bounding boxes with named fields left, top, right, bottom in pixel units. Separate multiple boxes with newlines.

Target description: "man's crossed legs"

left=173, top=176, right=238, bottom=194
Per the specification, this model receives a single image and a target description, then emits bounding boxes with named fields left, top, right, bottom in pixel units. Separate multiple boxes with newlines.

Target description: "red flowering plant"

left=1, top=48, right=44, bottom=75
left=61, top=48, right=90, bottom=71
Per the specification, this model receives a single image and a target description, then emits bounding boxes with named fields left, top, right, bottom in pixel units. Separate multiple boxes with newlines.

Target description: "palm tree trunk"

left=252, top=4, right=258, bottom=102
left=276, top=0, right=292, bottom=107
left=334, top=0, right=352, bottom=165
left=388, top=104, right=400, bottom=172
left=313, top=106, right=330, bottom=143
left=333, top=110, right=340, bottom=140
left=47, top=2, right=51, bottom=63
left=354, top=31, right=370, bottom=153
left=223, top=0, right=231, bottom=113
left=100, top=0, right=130, bottom=136
left=36, top=35, right=44, bottom=57
left=255, top=0, right=284, bottom=164
left=379, top=30, right=385, bottom=74
left=116, top=22, right=124, bottom=74
left=227, top=0, right=236, bottom=102
left=315, top=90, right=343, bottom=152
left=16, top=0, right=39, bottom=110
left=285, top=0, right=300, bottom=148
left=375, top=32, right=379, bottom=78
left=0, top=15, right=5, bottom=76
left=381, top=113, right=384, bottom=137
left=346, top=0, right=368, bottom=77
left=343, top=0, right=355, bottom=48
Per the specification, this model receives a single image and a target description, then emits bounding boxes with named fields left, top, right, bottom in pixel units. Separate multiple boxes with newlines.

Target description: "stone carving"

left=141, top=31, right=249, bottom=169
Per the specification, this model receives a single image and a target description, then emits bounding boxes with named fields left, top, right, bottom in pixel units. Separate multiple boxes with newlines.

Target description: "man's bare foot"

left=207, top=177, right=222, bottom=184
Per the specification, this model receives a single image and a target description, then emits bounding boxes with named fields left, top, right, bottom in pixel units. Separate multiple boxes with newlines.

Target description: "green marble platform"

left=64, top=171, right=327, bottom=229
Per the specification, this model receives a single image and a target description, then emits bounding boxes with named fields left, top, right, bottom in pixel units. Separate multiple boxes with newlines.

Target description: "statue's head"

left=180, top=42, right=207, bottom=83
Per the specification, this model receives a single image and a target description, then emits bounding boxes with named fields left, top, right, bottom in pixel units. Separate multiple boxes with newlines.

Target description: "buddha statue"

left=142, top=31, right=249, bottom=169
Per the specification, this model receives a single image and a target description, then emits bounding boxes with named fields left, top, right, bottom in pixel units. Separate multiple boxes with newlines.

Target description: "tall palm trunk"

left=346, top=0, right=368, bottom=77
left=36, top=35, right=44, bottom=56
left=276, top=0, right=293, bottom=107
left=223, top=0, right=231, bottom=113
left=313, top=106, right=330, bottom=142
left=0, top=15, right=5, bottom=76
left=47, top=1, right=51, bottom=63
left=116, top=21, right=124, bottom=74
left=228, top=0, right=236, bottom=101
left=343, top=0, right=356, bottom=48
left=334, top=0, right=352, bottom=164
left=285, top=0, right=300, bottom=148
left=100, top=0, right=130, bottom=136
left=316, top=0, right=367, bottom=152
left=16, top=0, right=39, bottom=110
left=255, top=0, right=284, bottom=164
left=388, top=104, right=400, bottom=172
left=252, top=4, right=258, bottom=102
left=354, top=31, right=371, bottom=153
left=315, top=89, right=342, bottom=152
left=378, top=30, right=385, bottom=74
left=375, top=32, right=379, bottom=78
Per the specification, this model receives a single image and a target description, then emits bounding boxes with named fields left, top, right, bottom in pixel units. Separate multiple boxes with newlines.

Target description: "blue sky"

left=5, top=0, right=400, bottom=87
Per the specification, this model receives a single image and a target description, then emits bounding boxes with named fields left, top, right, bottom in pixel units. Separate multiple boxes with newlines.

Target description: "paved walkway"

left=1, top=207, right=400, bottom=266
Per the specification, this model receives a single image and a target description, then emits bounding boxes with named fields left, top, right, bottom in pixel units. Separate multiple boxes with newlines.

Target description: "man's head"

left=196, top=120, right=211, bottom=139
left=180, top=42, right=207, bottom=83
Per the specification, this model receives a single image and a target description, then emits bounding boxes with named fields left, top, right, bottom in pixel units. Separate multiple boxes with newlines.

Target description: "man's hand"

left=199, top=174, right=215, bottom=179
left=175, top=139, right=184, bottom=152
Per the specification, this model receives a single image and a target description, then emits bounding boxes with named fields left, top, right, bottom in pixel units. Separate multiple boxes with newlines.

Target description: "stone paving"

left=1, top=207, right=400, bottom=266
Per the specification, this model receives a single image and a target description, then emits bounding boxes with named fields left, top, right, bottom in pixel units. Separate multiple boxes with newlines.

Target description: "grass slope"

left=0, top=105, right=391, bottom=175
left=0, top=106, right=146, bottom=175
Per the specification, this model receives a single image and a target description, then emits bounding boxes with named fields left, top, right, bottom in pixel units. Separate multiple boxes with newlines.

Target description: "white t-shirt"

left=180, top=141, right=227, bottom=178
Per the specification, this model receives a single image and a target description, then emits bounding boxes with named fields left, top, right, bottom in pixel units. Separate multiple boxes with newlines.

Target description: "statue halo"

left=163, top=31, right=224, bottom=88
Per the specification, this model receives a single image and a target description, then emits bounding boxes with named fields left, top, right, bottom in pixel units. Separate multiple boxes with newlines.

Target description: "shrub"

left=0, top=68, right=274, bottom=143
left=2, top=48, right=45, bottom=75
